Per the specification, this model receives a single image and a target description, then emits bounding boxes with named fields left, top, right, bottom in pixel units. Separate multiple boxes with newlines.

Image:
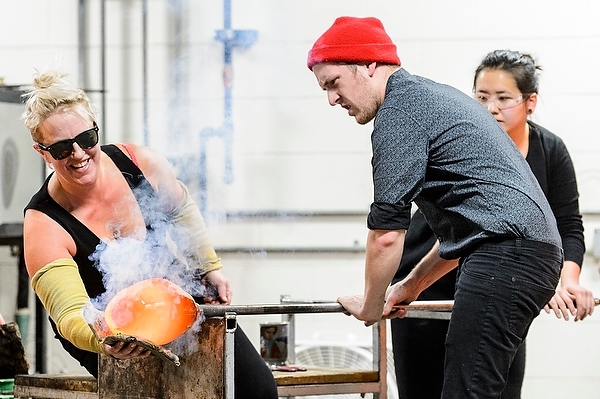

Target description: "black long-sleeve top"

left=525, top=121, right=585, bottom=265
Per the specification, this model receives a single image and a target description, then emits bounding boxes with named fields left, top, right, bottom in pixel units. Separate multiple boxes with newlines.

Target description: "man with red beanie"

left=308, top=16, right=563, bottom=398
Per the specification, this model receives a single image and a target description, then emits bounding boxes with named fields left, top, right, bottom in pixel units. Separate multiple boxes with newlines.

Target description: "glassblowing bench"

left=14, top=299, right=452, bottom=399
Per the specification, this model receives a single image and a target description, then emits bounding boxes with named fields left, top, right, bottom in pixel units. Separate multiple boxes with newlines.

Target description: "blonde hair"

left=21, top=71, right=97, bottom=142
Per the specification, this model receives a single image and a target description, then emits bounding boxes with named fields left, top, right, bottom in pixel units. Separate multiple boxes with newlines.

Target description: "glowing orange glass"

left=104, top=278, right=199, bottom=345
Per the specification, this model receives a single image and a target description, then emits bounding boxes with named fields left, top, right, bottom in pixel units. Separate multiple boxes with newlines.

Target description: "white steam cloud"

left=87, top=178, right=209, bottom=355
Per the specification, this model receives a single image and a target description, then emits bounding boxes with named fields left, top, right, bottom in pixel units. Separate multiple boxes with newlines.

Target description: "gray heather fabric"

left=367, top=68, right=561, bottom=259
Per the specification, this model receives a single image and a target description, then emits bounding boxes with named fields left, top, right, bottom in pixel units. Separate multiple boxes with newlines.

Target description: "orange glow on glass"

left=104, top=278, right=198, bottom=345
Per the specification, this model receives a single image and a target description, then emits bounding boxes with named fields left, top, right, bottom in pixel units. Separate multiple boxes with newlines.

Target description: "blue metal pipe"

left=198, top=0, right=257, bottom=213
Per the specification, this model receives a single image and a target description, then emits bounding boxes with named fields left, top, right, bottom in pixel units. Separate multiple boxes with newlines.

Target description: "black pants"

left=233, top=326, right=279, bottom=398
left=391, top=317, right=526, bottom=399
left=53, top=322, right=278, bottom=399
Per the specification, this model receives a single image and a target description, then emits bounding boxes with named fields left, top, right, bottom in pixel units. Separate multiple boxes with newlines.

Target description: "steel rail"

left=199, top=300, right=455, bottom=317
left=199, top=298, right=600, bottom=318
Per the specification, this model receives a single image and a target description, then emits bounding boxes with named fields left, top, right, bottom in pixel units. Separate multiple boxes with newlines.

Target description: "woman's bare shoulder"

left=23, top=208, right=76, bottom=277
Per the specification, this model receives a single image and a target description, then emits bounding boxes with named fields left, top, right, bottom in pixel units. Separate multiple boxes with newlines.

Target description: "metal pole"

left=142, top=0, right=148, bottom=145
left=34, top=297, right=46, bottom=373
left=223, top=313, right=236, bottom=399
left=100, top=0, right=106, bottom=141
left=78, top=0, right=85, bottom=87
left=199, top=300, right=454, bottom=318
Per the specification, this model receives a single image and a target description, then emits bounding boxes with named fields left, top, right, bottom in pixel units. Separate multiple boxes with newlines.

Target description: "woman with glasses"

left=20, top=71, right=278, bottom=399
left=391, top=49, right=595, bottom=399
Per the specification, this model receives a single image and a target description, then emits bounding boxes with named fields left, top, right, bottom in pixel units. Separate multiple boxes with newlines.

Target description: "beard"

left=354, top=95, right=380, bottom=125
left=352, top=74, right=381, bottom=125
left=355, top=103, right=379, bottom=125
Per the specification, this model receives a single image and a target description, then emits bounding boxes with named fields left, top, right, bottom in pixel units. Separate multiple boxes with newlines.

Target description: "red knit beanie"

left=307, top=16, right=400, bottom=70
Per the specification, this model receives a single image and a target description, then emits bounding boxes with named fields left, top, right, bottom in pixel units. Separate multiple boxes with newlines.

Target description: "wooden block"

left=98, top=317, right=225, bottom=399
left=14, top=374, right=98, bottom=399
left=0, top=322, right=29, bottom=378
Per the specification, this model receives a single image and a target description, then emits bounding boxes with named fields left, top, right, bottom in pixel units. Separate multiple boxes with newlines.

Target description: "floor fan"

left=292, top=343, right=399, bottom=399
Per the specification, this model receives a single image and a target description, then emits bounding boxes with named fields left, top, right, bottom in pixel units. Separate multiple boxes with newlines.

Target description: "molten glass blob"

left=104, top=278, right=198, bottom=345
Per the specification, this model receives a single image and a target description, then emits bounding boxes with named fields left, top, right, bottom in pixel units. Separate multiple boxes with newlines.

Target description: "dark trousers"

left=443, top=238, right=561, bottom=398
left=391, top=318, right=526, bottom=399
left=233, top=326, right=279, bottom=399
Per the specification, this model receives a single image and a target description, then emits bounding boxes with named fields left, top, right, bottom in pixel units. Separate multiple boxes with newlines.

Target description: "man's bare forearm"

left=403, top=241, right=459, bottom=293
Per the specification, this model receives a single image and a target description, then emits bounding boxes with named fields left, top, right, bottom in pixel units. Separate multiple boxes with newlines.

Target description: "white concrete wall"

left=1, top=1, right=600, bottom=397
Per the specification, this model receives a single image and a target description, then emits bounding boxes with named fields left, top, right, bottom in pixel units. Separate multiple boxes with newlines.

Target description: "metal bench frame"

left=14, top=299, right=452, bottom=399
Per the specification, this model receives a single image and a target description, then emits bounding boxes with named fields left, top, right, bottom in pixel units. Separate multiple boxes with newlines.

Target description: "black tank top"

left=24, top=144, right=157, bottom=375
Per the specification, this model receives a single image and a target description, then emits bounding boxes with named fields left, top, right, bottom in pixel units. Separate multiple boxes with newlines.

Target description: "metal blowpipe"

left=199, top=298, right=600, bottom=318
left=199, top=300, right=454, bottom=317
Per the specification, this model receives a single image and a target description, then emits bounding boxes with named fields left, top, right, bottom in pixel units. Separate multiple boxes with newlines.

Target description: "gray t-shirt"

left=367, top=68, right=561, bottom=259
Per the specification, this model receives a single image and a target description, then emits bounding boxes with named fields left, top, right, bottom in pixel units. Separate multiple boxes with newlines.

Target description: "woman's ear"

left=527, top=92, right=538, bottom=114
left=33, top=143, right=44, bottom=156
left=33, top=143, right=53, bottom=167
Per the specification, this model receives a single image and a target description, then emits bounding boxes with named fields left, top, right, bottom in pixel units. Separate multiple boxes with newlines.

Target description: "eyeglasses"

left=473, top=93, right=528, bottom=111
left=38, top=123, right=99, bottom=160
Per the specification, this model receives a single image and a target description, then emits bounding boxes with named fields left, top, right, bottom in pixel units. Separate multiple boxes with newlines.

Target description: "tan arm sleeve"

left=31, top=258, right=106, bottom=354
left=169, top=181, right=222, bottom=276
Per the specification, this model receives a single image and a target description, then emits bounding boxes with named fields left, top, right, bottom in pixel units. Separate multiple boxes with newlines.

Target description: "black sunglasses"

left=38, top=123, right=100, bottom=160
